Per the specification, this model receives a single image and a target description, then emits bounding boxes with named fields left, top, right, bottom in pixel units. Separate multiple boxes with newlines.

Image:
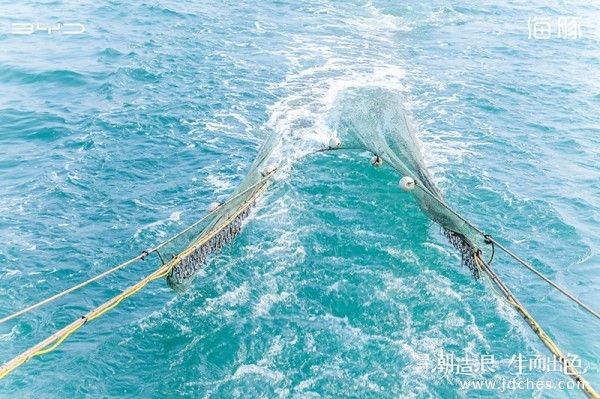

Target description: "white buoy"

left=261, top=164, right=276, bottom=177
left=328, top=137, right=341, bottom=149
left=371, top=155, right=383, bottom=167
left=399, top=176, right=415, bottom=191
left=208, top=202, right=221, bottom=212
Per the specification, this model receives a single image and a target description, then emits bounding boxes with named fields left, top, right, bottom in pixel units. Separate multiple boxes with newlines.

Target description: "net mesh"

left=331, top=87, right=487, bottom=277
left=163, top=133, right=280, bottom=291
left=165, top=86, right=486, bottom=291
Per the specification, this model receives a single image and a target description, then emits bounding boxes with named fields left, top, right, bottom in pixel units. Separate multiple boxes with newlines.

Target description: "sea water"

left=0, top=1, right=599, bottom=397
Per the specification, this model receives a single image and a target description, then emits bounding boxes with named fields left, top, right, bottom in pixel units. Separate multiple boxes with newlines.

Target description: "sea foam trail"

left=158, top=7, right=508, bottom=399
left=4, top=0, right=586, bottom=397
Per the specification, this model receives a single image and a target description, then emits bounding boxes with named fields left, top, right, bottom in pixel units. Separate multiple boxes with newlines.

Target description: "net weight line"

left=474, top=253, right=599, bottom=399
left=0, top=172, right=277, bottom=327
left=1, top=148, right=598, bottom=399
left=0, top=177, right=272, bottom=380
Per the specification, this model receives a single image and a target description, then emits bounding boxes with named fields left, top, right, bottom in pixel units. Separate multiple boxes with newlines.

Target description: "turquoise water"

left=1, top=0, right=599, bottom=397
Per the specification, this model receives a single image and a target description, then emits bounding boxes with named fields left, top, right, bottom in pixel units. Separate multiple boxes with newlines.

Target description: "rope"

left=485, top=236, right=600, bottom=321
left=386, top=165, right=600, bottom=322
left=326, top=148, right=599, bottom=397
left=0, top=255, right=143, bottom=326
left=310, top=148, right=600, bottom=322
left=0, top=262, right=173, bottom=379
left=1, top=145, right=598, bottom=393
left=0, top=177, right=272, bottom=380
left=483, top=235, right=495, bottom=264
left=0, top=170, right=276, bottom=327
left=474, top=254, right=599, bottom=399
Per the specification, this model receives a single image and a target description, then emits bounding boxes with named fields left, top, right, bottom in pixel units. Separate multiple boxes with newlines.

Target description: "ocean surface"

left=1, top=0, right=599, bottom=397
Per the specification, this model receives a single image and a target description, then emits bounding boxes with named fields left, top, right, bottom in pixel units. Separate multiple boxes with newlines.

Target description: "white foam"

left=197, top=282, right=251, bottom=316
left=346, top=1, right=412, bottom=36
left=250, top=0, right=419, bottom=172
left=253, top=291, right=291, bottom=317
left=264, top=56, right=408, bottom=169
left=204, top=171, right=235, bottom=193
left=169, top=211, right=182, bottom=221
left=232, top=364, right=284, bottom=382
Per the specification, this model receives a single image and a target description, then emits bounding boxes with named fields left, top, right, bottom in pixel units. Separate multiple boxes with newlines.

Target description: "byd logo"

left=11, top=23, right=86, bottom=35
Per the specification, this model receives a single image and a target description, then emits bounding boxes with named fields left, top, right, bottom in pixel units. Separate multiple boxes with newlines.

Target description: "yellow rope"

left=0, top=179, right=271, bottom=380
left=0, top=256, right=144, bottom=326
left=2, top=148, right=598, bottom=398
left=474, top=254, right=599, bottom=399
left=352, top=147, right=600, bottom=321
left=9, top=149, right=595, bottom=330
left=0, top=172, right=275, bottom=327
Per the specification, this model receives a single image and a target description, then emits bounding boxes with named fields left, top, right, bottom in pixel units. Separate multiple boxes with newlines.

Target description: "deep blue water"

left=0, top=1, right=599, bottom=397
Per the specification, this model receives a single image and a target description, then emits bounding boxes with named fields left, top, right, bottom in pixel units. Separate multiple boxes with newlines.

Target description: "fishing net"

left=165, top=86, right=486, bottom=291
left=162, top=132, right=282, bottom=291
left=330, top=87, right=487, bottom=277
